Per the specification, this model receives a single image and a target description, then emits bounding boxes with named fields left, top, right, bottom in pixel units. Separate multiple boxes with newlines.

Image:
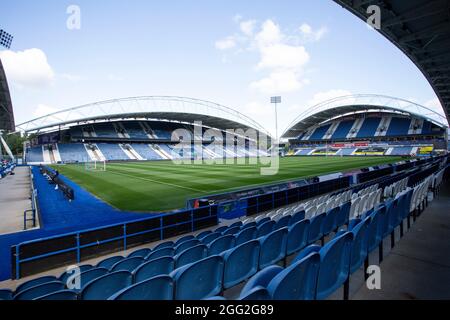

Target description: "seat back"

left=286, top=219, right=310, bottom=255
left=59, top=265, right=94, bottom=284
left=14, top=281, right=65, bottom=300
left=238, top=287, right=271, bottom=300
left=239, top=265, right=283, bottom=298
left=208, top=235, right=236, bottom=255
left=80, top=271, right=133, bottom=300
left=127, top=248, right=151, bottom=259
left=96, top=255, right=124, bottom=269
left=316, top=232, right=353, bottom=300
left=235, top=226, right=257, bottom=246
left=153, top=241, right=174, bottom=251
left=335, top=202, right=351, bottom=228
left=175, top=235, right=195, bottom=246
left=289, top=210, right=305, bottom=226
left=111, top=257, right=145, bottom=273
left=146, top=247, right=175, bottom=260
left=322, top=207, right=338, bottom=236
left=267, top=252, right=320, bottom=300
left=175, top=239, right=201, bottom=255
left=175, top=244, right=207, bottom=268
left=274, top=215, right=291, bottom=230
left=307, top=212, right=325, bottom=244
left=257, top=220, right=275, bottom=237
left=134, top=256, right=175, bottom=283
left=70, top=267, right=110, bottom=292
left=367, top=207, right=384, bottom=253
left=349, top=217, right=371, bottom=274
left=0, top=289, right=13, bottom=300
left=109, top=275, right=173, bottom=300
left=221, top=240, right=260, bottom=289
left=222, top=225, right=241, bottom=236
left=196, top=230, right=212, bottom=239
left=172, top=255, right=224, bottom=300
left=15, top=275, right=57, bottom=294
left=259, top=228, right=288, bottom=269
left=201, top=232, right=222, bottom=245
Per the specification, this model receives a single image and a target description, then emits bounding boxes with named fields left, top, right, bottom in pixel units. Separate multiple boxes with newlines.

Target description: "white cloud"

left=0, top=48, right=55, bottom=88
left=242, top=101, right=273, bottom=116
left=257, top=43, right=309, bottom=70
left=33, top=104, right=59, bottom=118
left=307, top=89, right=352, bottom=107
left=299, top=23, right=327, bottom=42
left=254, top=20, right=283, bottom=48
left=250, top=70, right=308, bottom=94
left=215, top=36, right=237, bottom=50
left=60, top=73, right=84, bottom=82
left=240, top=20, right=256, bottom=36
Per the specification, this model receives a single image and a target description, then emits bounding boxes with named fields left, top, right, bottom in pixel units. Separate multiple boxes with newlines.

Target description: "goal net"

left=85, top=160, right=106, bottom=171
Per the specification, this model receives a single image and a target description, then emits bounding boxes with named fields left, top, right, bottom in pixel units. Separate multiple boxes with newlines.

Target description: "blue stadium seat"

left=175, top=235, right=196, bottom=246
left=274, top=216, right=291, bottom=230
left=134, top=256, right=175, bottom=283
left=348, top=216, right=371, bottom=274
left=259, top=228, right=288, bottom=269
left=59, top=265, right=94, bottom=285
left=335, top=202, right=351, bottom=228
left=74, top=268, right=110, bottom=292
left=208, top=235, right=235, bottom=255
left=308, top=213, right=326, bottom=244
left=204, top=296, right=227, bottom=300
left=80, top=271, right=133, bottom=300
left=255, top=217, right=270, bottom=226
left=241, top=221, right=257, bottom=230
left=127, top=248, right=152, bottom=258
left=96, top=256, right=125, bottom=269
left=257, top=220, right=275, bottom=237
left=14, top=281, right=65, bottom=300
left=196, top=230, right=212, bottom=239
left=200, top=232, right=222, bottom=245
left=214, top=226, right=228, bottom=233
left=289, top=210, right=305, bottom=226
left=235, top=226, right=257, bottom=246
left=322, top=207, right=339, bottom=237
left=222, top=226, right=241, bottom=236
left=175, top=239, right=201, bottom=255
left=286, top=220, right=310, bottom=256
left=295, top=232, right=353, bottom=299
left=267, top=252, right=320, bottom=300
left=108, top=275, right=173, bottom=300
left=175, top=244, right=208, bottom=268
left=34, top=289, right=78, bottom=300
left=366, top=206, right=386, bottom=263
left=15, top=275, right=58, bottom=294
left=110, top=257, right=145, bottom=273
left=229, top=221, right=243, bottom=229
left=221, top=240, right=260, bottom=289
left=0, top=289, right=13, bottom=300
left=153, top=241, right=174, bottom=251
left=239, top=265, right=283, bottom=298
left=171, top=255, right=224, bottom=300
left=146, top=247, right=175, bottom=261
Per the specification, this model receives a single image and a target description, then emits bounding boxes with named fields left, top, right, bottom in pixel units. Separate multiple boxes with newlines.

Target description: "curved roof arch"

left=333, top=0, right=450, bottom=123
left=16, top=96, right=270, bottom=136
left=281, top=94, right=448, bottom=139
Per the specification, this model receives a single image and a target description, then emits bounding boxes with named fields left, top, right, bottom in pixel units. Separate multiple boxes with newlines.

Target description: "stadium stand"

left=1, top=155, right=447, bottom=300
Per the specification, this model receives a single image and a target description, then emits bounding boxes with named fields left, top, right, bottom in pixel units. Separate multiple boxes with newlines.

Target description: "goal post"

left=85, top=160, right=106, bottom=171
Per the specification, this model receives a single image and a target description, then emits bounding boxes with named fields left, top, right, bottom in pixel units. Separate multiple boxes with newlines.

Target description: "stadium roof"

left=15, top=96, right=271, bottom=136
left=0, top=58, right=15, bottom=132
left=281, top=94, right=448, bottom=139
left=334, top=0, right=450, bottom=124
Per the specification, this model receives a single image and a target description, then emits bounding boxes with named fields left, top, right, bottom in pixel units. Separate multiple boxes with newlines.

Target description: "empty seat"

left=235, top=226, right=257, bottom=246
left=201, top=232, right=222, bottom=245
left=257, top=220, right=275, bottom=237
left=108, top=275, right=173, bottom=300
left=286, top=220, right=310, bottom=256
left=241, top=221, right=257, bottom=230
left=15, top=275, right=58, bottom=294
left=259, top=228, right=288, bottom=269
left=348, top=217, right=371, bottom=274
left=175, top=244, right=208, bottom=268
left=146, top=247, right=175, bottom=261
left=153, top=241, right=174, bottom=251
left=175, top=235, right=196, bottom=246
left=127, top=248, right=152, bottom=259
left=222, top=226, right=241, bottom=236
left=59, top=265, right=94, bottom=285
left=96, top=256, right=124, bottom=270
left=274, top=215, right=291, bottom=230
left=207, top=235, right=235, bottom=256
left=175, top=239, right=201, bottom=255
left=72, top=268, right=109, bottom=292
left=307, top=213, right=325, bottom=244
left=14, top=281, right=65, bottom=300
left=0, top=289, right=13, bottom=300
left=335, top=202, right=351, bottom=228
left=229, top=221, right=243, bottom=229
left=171, top=255, right=224, bottom=300
left=35, top=289, right=78, bottom=300
left=110, top=257, right=145, bottom=273
left=238, top=287, right=271, bottom=300
left=221, top=240, right=260, bottom=289
left=289, top=210, right=305, bottom=226
left=80, top=271, right=133, bottom=300
left=239, top=265, right=283, bottom=299
left=196, top=230, right=212, bottom=239
left=255, top=217, right=270, bottom=226
left=134, top=256, right=175, bottom=283
left=322, top=207, right=339, bottom=236
left=214, top=226, right=228, bottom=233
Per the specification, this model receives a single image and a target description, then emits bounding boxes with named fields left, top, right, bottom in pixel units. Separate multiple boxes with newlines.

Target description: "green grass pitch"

left=52, top=156, right=403, bottom=212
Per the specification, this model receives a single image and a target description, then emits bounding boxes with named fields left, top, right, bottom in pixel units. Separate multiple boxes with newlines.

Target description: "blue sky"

left=0, top=0, right=445, bottom=135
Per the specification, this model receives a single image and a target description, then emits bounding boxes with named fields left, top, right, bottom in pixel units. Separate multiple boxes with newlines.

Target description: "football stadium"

left=0, top=0, right=450, bottom=305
